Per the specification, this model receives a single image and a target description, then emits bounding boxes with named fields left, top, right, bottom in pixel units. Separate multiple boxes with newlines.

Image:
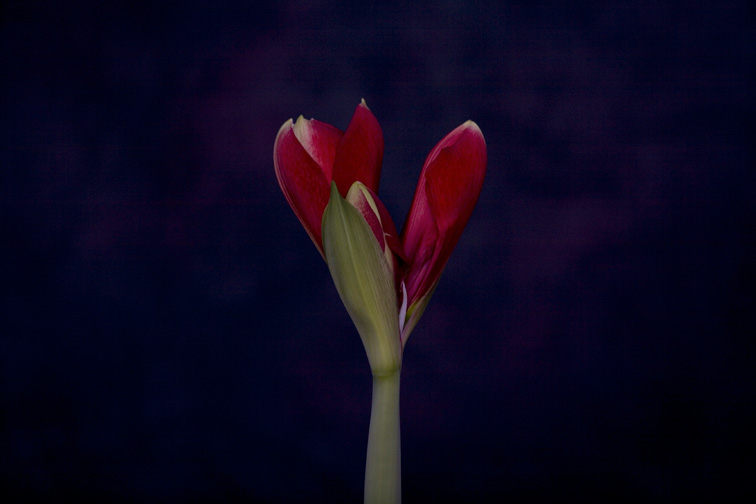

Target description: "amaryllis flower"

left=274, top=100, right=487, bottom=352
left=274, top=100, right=486, bottom=504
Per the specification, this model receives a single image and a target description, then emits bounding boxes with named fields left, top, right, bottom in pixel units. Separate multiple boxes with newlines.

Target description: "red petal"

left=347, top=184, right=386, bottom=252
left=274, top=119, right=340, bottom=254
left=292, top=117, right=343, bottom=181
left=349, top=184, right=405, bottom=260
left=401, top=121, right=487, bottom=303
left=332, top=100, right=384, bottom=196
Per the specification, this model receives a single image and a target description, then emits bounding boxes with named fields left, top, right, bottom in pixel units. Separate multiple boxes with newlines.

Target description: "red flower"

left=274, top=101, right=486, bottom=341
left=273, top=100, right=383, bottom=258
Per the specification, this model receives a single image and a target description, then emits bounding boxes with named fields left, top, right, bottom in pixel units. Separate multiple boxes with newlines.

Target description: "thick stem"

left=364, top=368, right=402, bottom=504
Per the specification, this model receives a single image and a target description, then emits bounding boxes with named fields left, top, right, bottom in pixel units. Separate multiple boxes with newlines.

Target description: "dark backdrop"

left=2, top=1, right=754, bottom=502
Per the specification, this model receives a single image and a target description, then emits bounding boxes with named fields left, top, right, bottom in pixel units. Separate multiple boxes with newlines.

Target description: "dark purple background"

left=2, top=1, right=754, bottom=502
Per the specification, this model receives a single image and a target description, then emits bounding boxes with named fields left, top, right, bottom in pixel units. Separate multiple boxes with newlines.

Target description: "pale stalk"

left=364, top=368, right=401, bottom=504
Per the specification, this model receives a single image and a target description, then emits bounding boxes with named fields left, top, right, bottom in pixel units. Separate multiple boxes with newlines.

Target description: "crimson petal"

left=401, top=121, right=487, bottom=306
left=273, top=118, right=342, bottom=254
left=332, top=100, right=384, bottom=196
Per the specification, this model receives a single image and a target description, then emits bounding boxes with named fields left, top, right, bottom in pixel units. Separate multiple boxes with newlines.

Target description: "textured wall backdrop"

left=2, top=1, right=754, bottom=502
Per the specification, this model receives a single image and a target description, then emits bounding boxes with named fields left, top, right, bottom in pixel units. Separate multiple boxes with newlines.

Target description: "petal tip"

left=456, top=120, right=486, bottom=149
left=463, top=119, right=480, bottom=131
left=275, top=118, right=294, bottom=143
left=459, top=120, right=484, bottom=141
left=291, top=115, right=309, bottom=141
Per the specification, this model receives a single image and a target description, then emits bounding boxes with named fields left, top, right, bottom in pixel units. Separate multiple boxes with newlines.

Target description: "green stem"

left=364, top=368, right=402, bottom=504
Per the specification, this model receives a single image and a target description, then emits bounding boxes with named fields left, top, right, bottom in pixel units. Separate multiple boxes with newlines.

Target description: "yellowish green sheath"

left=322, top=182, right=402, bottom=504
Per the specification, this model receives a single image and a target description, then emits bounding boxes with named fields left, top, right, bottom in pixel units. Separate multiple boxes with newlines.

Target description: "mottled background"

left=1, top=1, right=754, bottom=502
